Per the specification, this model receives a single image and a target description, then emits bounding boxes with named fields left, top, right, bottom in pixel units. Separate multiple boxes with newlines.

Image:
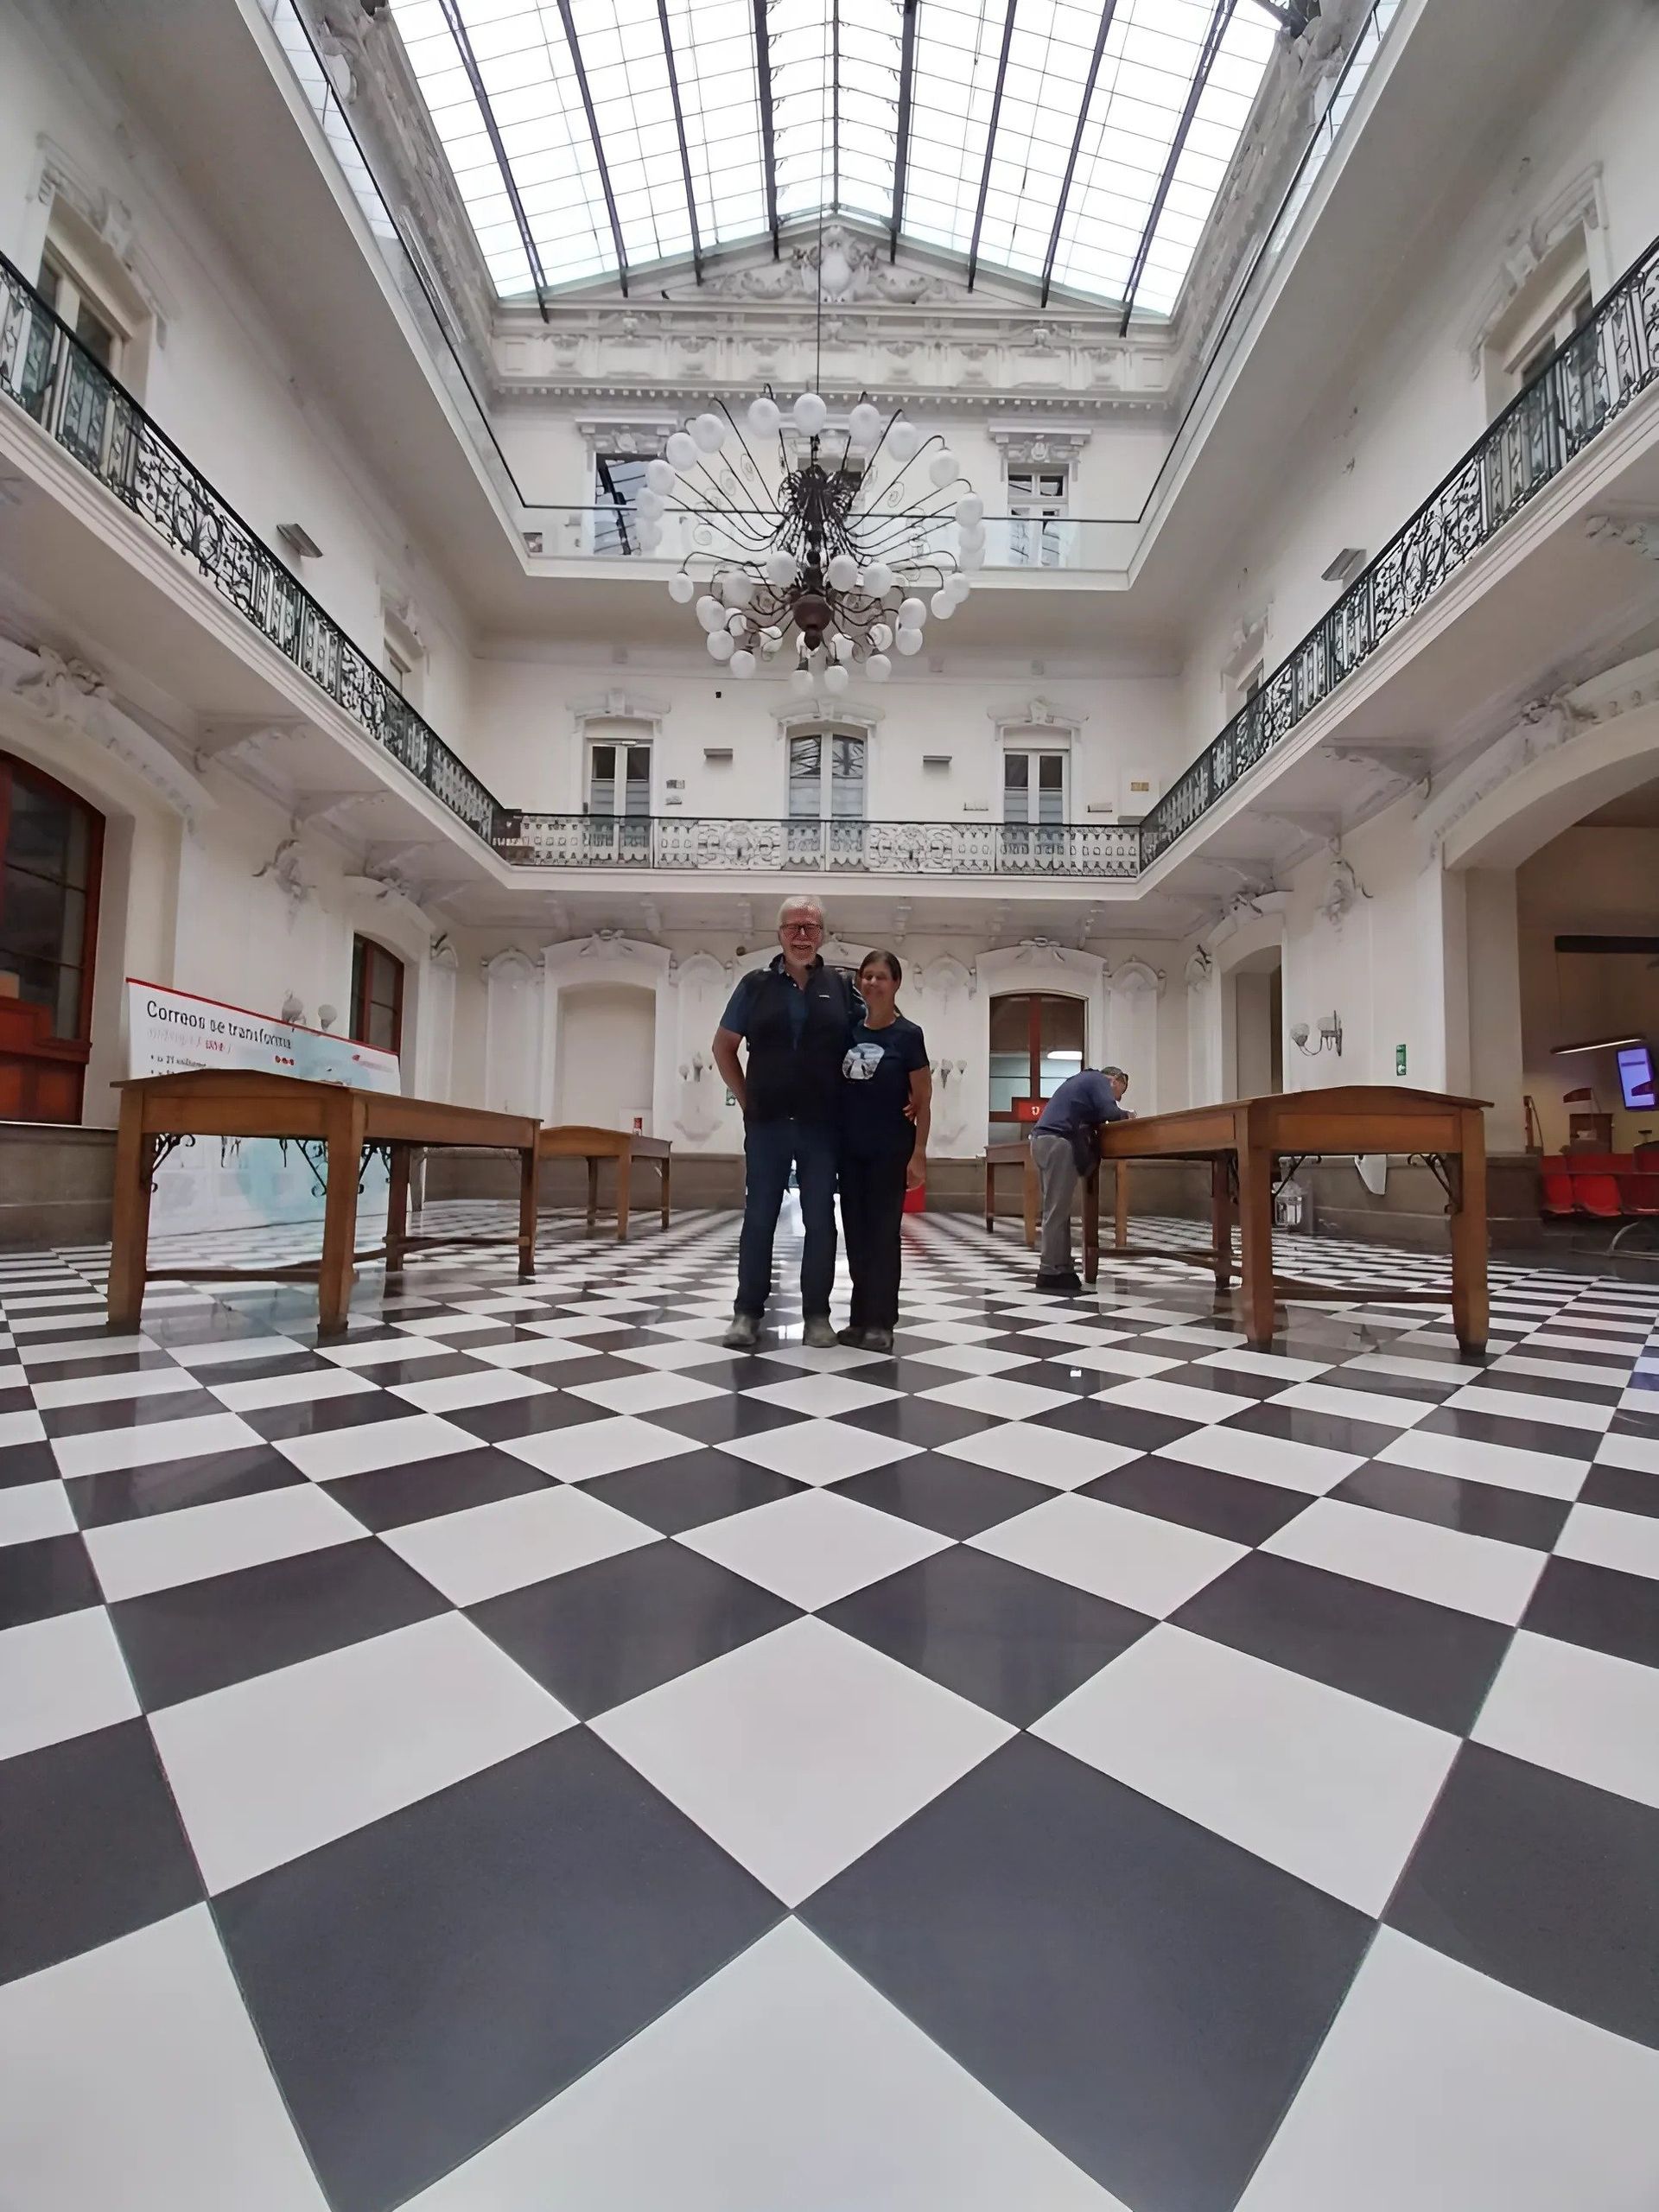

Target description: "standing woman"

left=838, top=950, right=931, bottom=1352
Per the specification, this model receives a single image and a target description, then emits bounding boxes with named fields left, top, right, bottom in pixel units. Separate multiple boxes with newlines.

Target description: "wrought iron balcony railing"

left=4, top=225, right=1658, bottom=885
left=493, top=813, right=1141, bottom=877
left=1137, top=230, right=1659, bottom=863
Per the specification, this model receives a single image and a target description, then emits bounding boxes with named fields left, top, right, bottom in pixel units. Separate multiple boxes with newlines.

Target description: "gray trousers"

left=1029, top=1130, right=1082, bottom=1274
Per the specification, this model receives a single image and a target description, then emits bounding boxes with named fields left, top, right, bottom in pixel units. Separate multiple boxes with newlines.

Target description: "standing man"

left=713, top=894, right=861, bottom=1349
left=1027, top=1063, right=1130, bottom=1293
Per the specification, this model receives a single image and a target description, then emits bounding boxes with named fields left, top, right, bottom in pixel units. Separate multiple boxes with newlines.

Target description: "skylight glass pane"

left=390, top=0, right=1289, bottom=311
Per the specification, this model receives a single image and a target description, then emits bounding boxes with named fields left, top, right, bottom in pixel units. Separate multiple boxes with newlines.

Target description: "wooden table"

left=984, top=1139, right=1129, bottom=1258
left=1091, top=1084, right=1490, bottom=1352
left=109, top=1070, right=540, bottom=1335
left=537, top=1125, right=671, bottom=1240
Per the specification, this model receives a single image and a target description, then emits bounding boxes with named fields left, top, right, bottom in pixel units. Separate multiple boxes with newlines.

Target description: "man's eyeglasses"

left=782, top=922, right=823, bottom=936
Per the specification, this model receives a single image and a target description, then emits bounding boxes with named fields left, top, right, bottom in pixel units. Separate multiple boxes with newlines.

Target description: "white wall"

left=554, top=983, right=656, bottom=1128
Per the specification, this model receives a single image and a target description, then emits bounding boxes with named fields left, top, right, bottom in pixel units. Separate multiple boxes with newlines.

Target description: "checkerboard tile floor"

left=3, top=1201, right=1657, bottom=2211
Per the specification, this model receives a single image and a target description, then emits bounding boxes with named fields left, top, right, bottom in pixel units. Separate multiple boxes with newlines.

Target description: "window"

left=1230, top=660, right=1264, bottom=718
left=788, top=730, right=866, bottom=821
left=594, top=454, right=651, bottom=556
left=588, top=741, right=652, bottom=817
left=1003, top=749, right=1066, bottom=826
left=0, top=754, right=104, bottom=1124
left=987, top=993, right=1085, bottom=1132
left=37, top=250, right=123, bottom=372
left=350, top=937, right=404, bottom=1056
left=28, top=232, right=137, bottom=473
left=385, top=643, right=412, bottom=698
left=1006, top=468, right=1068, bottom=569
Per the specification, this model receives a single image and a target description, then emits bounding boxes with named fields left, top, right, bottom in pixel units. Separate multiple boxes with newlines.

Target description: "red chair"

left=1541, top=1171, right=1578, bottom=1218
left=1611, top=1173, right=1659, bottom=1252
left=1571, top=1174, right=1624, bottom=1219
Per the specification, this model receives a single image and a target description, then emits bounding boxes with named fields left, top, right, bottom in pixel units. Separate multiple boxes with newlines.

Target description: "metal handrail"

left=1137, top=230, right=1659, bottom=867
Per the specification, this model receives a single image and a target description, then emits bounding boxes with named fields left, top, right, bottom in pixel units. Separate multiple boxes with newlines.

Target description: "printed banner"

left=124, top=981, right=400, bottom=1235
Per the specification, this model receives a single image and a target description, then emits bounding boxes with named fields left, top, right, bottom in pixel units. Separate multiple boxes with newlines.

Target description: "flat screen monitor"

left=1616, top=1042, right=1656, bottom=1111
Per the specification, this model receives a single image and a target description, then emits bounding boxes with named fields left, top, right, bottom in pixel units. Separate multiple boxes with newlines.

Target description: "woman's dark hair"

left=858, top=949, right=903, bottom=987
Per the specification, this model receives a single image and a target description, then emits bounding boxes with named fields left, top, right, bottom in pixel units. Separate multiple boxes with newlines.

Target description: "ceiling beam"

left=966, top=3, right=1018, bottom=292
left=1117, top=0, right=1236, bottom=333
left=435, top=0, right=553, bottom=320
left=752, top=0, right=780, bottom=257
left=889, top=0, right=919, bottom=263
left=554, top=0, right=632, bottom=296
left=1039, top=0, right=1122, bottom=308
left=657, top=0, right=704, bottom=282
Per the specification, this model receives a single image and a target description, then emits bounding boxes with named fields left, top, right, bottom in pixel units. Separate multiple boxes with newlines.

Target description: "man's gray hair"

left=777, top=893, right=826, bottom=927
left=1098, top=1065, right=1128, bottom=1084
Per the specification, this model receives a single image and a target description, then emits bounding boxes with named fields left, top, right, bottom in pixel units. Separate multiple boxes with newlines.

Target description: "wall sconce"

left=1291, top=1014, right=1343, bottom=1058
left=679, top=1052, right=709, bottom=1083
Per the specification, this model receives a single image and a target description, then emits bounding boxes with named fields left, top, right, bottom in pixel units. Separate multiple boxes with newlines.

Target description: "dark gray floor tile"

left=1522, top=1556, right=1659, bottom=1669
left=470, top=1543, right=798, bottom=1717
left=804, top=1732, right=1371, bottom=2212
left=822, top=1548, right=1148, bottom=1726
left=1222, top=1399, right=1403, bottom=1459
left=110, top=1537, right=449, bottom=1708
left=243, top=1391, right=403, bottom=1442
left=645, top=1393, right=808, bottom=1446
left=830, top=1453, right=1044, bottom=1540
left=1173, top=1548, right=1512, bottom=1732
left=66, top=1444, right=307, bottom=1529
left=446, top=1390, right=613, bottom=1444
left=832, top=1395, right=996, bottom=1450
left=1081, top=1456, right=1308, bottom=1546
left=41, top=1387, right=224, bottom=1438
left=1387, top=1741, right=1659, bottom=2049
left=326, top=1444, right=555, bottom=1531
left=1331, top=1459, right=1569, bottom=1551
left=1415, top=1404, right=1602, bottom=1457
left=1037, top=1400, right=1200, bottom=1453
left=582, top=1449, right=804, bottom=1535
left=1579, top=1460, right=1659, bottom=1519
left=217, top=1731, right=781, bottom=2212
left=0, top=1438, right=60, bottom=1489
left=0, top=1529, right=100, bottom=1627
left=0, top=1719, right=203, bottom=1986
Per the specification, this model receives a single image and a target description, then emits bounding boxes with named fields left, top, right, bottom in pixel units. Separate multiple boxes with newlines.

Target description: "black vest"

left=744, top=958, right=858, bottom=1123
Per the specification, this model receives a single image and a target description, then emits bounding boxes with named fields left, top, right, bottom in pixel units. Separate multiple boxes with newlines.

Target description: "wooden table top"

left=537, top=1124, right=671, bottom=1160
left=115, top=1069, right=539, bottom=1149
left=1096, top=1085, right=1491, bottom=1161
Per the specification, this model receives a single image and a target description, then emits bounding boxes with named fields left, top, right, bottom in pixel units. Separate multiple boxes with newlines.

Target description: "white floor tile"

left=1594, top=1431, right=1659, bottom=1475
left=151, top=1612, right=573, bottom=1891
left=469, top=1335, right=603, bottom=1370
left=0, top=1906, right=328, bottom=2212
left=1268, top=1381, right=1437, bottom=1428
left=1033, top=1624, right=1457, bottom=1913
left=502, top=1414, right=702, bottom=1480
left=1197, top=1351, right=1335, bottom=1383
left=32, top=1365, right=201, bottom=1411
left=0, top=1605, right=139, bottom=1759
left=0, top=1406, right=46, bottom=1448
left=1263, top=1497, right=1546, bottom=1624
left=1347, top=1352, right=1486, bottom=1386
left=1443, top=1384, right=1613, bottom=1433
left=0, top=1478, right=74, bottom=1546
left=613, top=1337, right=744, bottom=1371
left=1491, top=1354, right=1629, bottom=1390
left=971, top=1492, right=1244, bottom=1617
left=84, top=1484, right=363, bottom=1602
left=389, top=1368, right=554, bottom=1413
left=275, top=1412, right=480, bottom=1481
left=902, top=1343, right=1037, bottom=1376
left=208, top=1366, right=378, bottom=1414
left=1040, top=1344, right=1185, bottom=1379
left=1237, top=1929, right=1659, bottom=2212
left=568, top=1371, right=728, bottom=1416
left=1091, top=1377, right=1259, bottom=1425
left=391, top=1313, right=517, bottom=1338
left=382, top=1484, right=658, bottom=1605
left=593, top=1617, right=1010, bottom=1906
left=404, top=1918, right=1122, bottom=2212
left=939, top=1422, right=1141, bottom=1490
left=721, top=1418, right=919, bottom=1484
left=1159, top=1424, right=1363, bottom=1495
left=918, top=1375, right=1076, bottom=1420
left=742, top=1372, right=901, bottom=1418
left=1554, top=1499, right=1659, bottom=1581
left=1376, top=1427, right=1588, bottom=1501
left=315, top=1334, right=459, bottom=1370
left=1471, top=1629, right=1659, bottom=1809
left=679, top=1489, right=949, bottom=1611
left=48, top=1409, right=264, bottom=1482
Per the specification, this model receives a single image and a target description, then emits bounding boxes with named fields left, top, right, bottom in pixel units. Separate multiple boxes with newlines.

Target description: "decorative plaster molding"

left=480, top=947, right=541, bottom=983
left=774, top=702, right=885, bottom=739
left=0, top=638, right=211, bottom=823
left=31, top=133, right=176, bottom=344
left=575, top=416, right=677, bottom=457
left=572, top=689, right=670, bottom=736
left=1184, top=946, right=1215, bottom=993
left=574, top=929, right=640, bottom=959
left=428, top=936, right=458, bottom=971
left=1108, top=957, right=1166, bottom=997
left=1584, top=512, right=1659, bottom=563
left=986, top=423, right=1092, bottom=467
left=1457, top=164, right=1608, bottom=375
left=920, top=954, right=976, bottom=1002
left=253, top=837, right=311, bottom=912
left=988, top=696, right=1083, bottom=739
left=690, top=223, right=978, bottom=308
left=667, top=950, right=732, bottom=991
left=1316, top=855, right=1371, bottom=932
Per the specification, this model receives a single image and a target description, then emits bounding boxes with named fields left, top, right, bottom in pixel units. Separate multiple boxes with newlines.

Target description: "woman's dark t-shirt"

left=840, top=1015, right=927, bottom=1157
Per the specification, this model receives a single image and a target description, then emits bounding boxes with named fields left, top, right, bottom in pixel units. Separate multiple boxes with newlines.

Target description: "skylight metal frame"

left=658, top=0, right=705, bottom=283
left=1038, top=0, right=1122, bottom=308
left=550, top=0, right=631, bottom=297
left=753, top=0, right=781, bottom=257
left=1116, top=0, right=1241, bottom=334
left=965, top=2, right=1020, bottom=293
left=889, top=0, right=919, bottom=264
left=432, top=0, right=553, bottom=319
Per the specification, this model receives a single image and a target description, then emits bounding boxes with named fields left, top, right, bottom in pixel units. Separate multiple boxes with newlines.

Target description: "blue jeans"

left=736, top=1117, right=839, bottom=1319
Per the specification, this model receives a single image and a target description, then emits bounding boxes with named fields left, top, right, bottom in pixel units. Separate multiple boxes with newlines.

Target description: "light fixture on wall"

left=1291, top=1013, right=1344, bottom=1058
left=650, top=43, right=982, bottom=696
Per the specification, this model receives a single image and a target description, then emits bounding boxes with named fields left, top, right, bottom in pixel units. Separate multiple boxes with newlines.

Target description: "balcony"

left=493, top=814, right=1141, bottom=878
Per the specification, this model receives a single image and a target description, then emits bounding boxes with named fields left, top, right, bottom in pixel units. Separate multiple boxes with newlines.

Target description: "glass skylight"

left=388, top=0, right=1286, bottom=315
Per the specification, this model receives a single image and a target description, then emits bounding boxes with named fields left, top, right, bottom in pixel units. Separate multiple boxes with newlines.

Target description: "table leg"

left=108, top=1096, right=155, bottom=1332
left=385, top=1142, right=411, bottom=1272
left=318, top=1093, right=366, bottom=1336
left=518, top=1142, right=540, bottom=1280
left=586, top=1155, right=600, bottom=1231
left=1449, top=1109, right=1489, bottom=1355
left=1083, top=1166, right=1100, bottom=1284
left=660, top=1155, right=671, bottom=1230
left=1211, top=1156, right=1235, bottom=1290
left=1114, top=1162, right=1129, bottom=1254
left=1236, top=1137, right=1276, bottom=1349
left=615, top=1144, right=632, bottom=1243
left=1023, top=1157, right=1038, bottom=1250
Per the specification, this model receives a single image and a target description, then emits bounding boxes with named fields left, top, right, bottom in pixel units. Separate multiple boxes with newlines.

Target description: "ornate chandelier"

left=644, top=391, right=984, bottom=694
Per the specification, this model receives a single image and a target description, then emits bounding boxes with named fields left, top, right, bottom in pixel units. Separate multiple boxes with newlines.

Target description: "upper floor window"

left=0, top=754, right=104, bottom=1125
left=594, top=454, right=650, bottom=556
left=1006, top=467, right=1068, bottom=569
left=788, top=730, right=866, bottom=820
left=350, top=936, right=404, bottom=1056
left=588, top=740, right=652, bottom=816
left=1484, top=231, right=1595, bottom=415
left=37, top=250, right=124, bottom=372
left=1003, top=747, right=1066, bottom=824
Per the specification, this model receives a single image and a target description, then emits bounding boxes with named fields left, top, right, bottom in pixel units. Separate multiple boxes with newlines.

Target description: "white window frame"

left=1484, top=230, right=1595, bottom=416
left=381, top=605, right=426, bottom=711
left=593, top=451, right=652, bottom=557
left=1005, top=465, right=1069, bottom=569
left=1001, top=746, right=1069, bottom=826
left=786, top=726, right=868, bottom=823
left=587, top=735, right=653, bottom=817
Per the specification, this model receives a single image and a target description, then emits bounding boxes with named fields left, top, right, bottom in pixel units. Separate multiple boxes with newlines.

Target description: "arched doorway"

left=0, top=753, right=104, bottom=1123
left=988, top=991, right=1086, bottom=1143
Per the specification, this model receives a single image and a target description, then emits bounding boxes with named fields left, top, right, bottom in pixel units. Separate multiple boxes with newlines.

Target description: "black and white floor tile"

left=3, top=1202, right=1658, bottom=2210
